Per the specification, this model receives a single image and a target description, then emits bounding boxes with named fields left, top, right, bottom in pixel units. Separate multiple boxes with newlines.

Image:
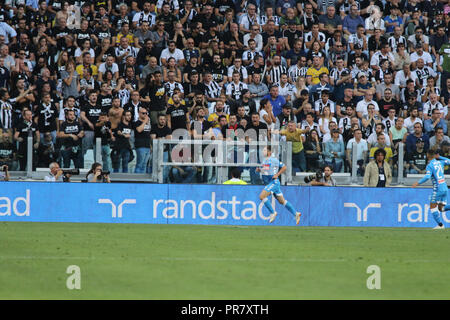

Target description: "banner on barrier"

left=0, top=182, right=448, bottom=227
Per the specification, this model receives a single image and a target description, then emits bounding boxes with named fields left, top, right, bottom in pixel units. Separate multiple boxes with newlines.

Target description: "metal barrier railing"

left=153, top=139, right=292, bottom=184
left=18, top=136, right=410, bottom=186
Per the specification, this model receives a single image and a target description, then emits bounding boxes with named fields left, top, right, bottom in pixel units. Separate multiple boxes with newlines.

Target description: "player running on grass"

left=257, top=145, right=302, bottom=225
left=412, top=149, right=448, bottom=229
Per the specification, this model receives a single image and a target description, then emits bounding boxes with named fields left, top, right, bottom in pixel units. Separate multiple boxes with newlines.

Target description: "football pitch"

left=0, top=222, right=449, bottom=299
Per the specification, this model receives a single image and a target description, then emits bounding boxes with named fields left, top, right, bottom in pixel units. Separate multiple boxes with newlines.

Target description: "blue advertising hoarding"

left=0, top=182, right=447, bottom=227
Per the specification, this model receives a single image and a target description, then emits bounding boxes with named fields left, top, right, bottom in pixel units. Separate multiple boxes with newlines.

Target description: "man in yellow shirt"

left=306, top=56, right=329, bottom=86
left=369, top=133, right=393, bottom=164
left=223, top=168, right=247, bottom=185
left=279, top=120, right=308, bottom=173
left=207, top=101, right=229, bottom=128
left=115, top=22, right=136, bottom=47
left=76, top=52, right=98, bottom=79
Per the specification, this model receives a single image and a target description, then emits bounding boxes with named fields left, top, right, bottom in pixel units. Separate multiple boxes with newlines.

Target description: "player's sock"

left=431, top=207, right=443, bottom=226
left=283, top=200, right=296, bottom=217
left=262, top=197, right=274, bottom=214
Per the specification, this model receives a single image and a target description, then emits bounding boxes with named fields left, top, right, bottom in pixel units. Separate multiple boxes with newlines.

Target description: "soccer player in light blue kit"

left=256, top=146, right=302, bottom=225
left=412, top=149, right=447, bottom=229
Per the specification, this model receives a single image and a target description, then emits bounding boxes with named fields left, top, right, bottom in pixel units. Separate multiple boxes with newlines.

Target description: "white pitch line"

left=1, top=256, right=449, bottom=263
left=0, top=256, right=344, bottom=263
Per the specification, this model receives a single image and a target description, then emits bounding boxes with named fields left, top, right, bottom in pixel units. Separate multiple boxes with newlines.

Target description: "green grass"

left=0, top=222, right=449, bottom=299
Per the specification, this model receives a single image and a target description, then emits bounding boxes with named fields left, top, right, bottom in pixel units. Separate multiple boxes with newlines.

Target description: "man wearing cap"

left=405, top=138, right=428, bottom=174
left=275, top=104, right=296, bottom=131
left=348, top=44, right=369, bottom=68
left=354, top=72, right=375, bottom=102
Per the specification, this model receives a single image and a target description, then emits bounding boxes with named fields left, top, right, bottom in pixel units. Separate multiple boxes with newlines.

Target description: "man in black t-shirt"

left=33, top=93, right=58, bottom=143
left=80, top=91, right=104, bottom=157
left=133, top=107, right=152, bottom=173
left=211, top=54, right=228, bottom=87
left=378, top=88, right=400, bottom=119
left=151, top=114, right=172, bottom=182
left=140, top=71, right=166, bottom=126
left=166, top=93, right=190, bottom=134
left=97, top=83, right=113, bottom=113
left=58, top=109, right=85, bottom=169
left=245, top=112, right=269, bottom=185
left=94, top=112, right=114, bottom=172
left=14, top=109, right=40, bottom=171
left=112, top=110, right=133, bottom=173
left=51, top=17, right=72, bottom=50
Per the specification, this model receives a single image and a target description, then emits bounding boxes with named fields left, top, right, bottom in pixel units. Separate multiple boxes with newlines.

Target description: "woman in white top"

left=318, top=105, right=337, bottom=136
left=258, top=98, right=276, bottom=131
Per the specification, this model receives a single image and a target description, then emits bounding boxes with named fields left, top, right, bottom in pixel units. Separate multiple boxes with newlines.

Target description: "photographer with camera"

left=86, top=162, right=111, bottom=183
left=305, top=165, right=337, bottom=186
left=44, top=162, right=64, bottom=182
left=45, top=162, right=80, bottom=182
left=0, top=164, right=10, bottom=181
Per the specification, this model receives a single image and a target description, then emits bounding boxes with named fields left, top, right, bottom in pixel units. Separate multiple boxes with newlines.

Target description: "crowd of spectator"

left=0, top=0, right=448, bottom=184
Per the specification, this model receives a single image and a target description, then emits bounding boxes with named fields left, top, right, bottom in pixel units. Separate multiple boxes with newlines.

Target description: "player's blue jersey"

left=261, top=156, right=285, bottom=185
left=419, top=157, right=450, bottom=192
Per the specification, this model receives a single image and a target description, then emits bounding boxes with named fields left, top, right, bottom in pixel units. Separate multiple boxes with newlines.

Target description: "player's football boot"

left=295, top=212, right=302, bottom=225
left=269, top=212, right=277, bottom=223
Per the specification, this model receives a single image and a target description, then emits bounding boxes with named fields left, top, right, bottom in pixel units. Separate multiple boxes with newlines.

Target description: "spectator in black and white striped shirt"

left=265, top=55, right=286, bottom=86
left=288, top=56, right=307, bottom=83
left=203, top=71, right=222, bottom=105
left=164, top=70, right=184, bottom=98
left=115, top=37, right=139, bottom=65
left=226, top=71, right=248, bottom=101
